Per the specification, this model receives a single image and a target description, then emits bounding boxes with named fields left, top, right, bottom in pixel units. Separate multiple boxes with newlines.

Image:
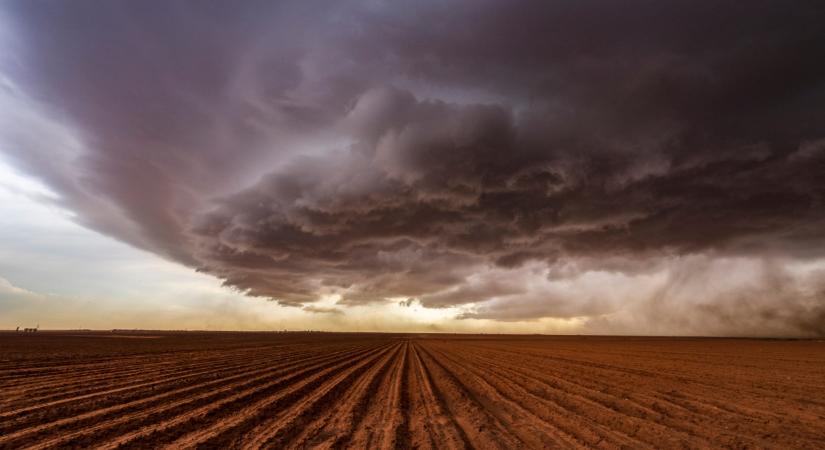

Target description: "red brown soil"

left=1, top=331, right=823, bottom=449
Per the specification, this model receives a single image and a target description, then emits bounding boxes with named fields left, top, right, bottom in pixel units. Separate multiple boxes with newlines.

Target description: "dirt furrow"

left=465, top=341, right=817, bottom=416
left=447, top=342, right=768, bottom=447
left=0, top=344, right=367, bottom=448
left=406, top=342, right=472, bottom=450
left=423, top=342, right=658, bottom=449
left=2, top=334, right=823, bottom=450
left=213, top=343, right=399, bottom=449
left=415, top=343, right=534, bottom=449
left=449, top=343, right=709, bottom=446
left=74, top=344, right=380, bottom=450
left=0, top=351, right=276, bottom=421
left=0, top=349, right=281, bottom=416
left=266, top=342, right=403, bottom=449
left=2, top=345, right=335, bottom=430
left=487, top=344, right=782, bottom=440
left=418, top=342, right=589, bottom=448
left=0, top=348, right=267, bottom=399
left=135, top=342, right=390, bottom=449
left=0, top=346, right=279, bottom=392
left=347, top=340, right=410, bottom=449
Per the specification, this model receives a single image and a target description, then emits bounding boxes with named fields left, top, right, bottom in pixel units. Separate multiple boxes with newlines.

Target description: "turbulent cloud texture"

left=2, top=1, right=825, bottom=335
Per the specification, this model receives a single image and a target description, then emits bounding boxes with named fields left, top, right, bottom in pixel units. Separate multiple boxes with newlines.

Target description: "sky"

left=1, top=1, right=824, bottom=335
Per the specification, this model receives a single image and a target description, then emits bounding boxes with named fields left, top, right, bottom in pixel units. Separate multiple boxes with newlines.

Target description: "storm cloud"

left=2, top=1, right=825, bottom=335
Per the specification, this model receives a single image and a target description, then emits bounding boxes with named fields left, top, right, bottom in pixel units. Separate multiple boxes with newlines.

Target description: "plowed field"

left=1, top=332, right=823, bottom=449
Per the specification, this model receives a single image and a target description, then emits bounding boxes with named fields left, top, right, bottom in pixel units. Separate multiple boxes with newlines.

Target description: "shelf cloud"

left=2, top=1, right=824, bottom=335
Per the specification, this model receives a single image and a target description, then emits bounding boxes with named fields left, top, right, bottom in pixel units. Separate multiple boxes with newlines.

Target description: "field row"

left=1, top=333, right=823, bottom=449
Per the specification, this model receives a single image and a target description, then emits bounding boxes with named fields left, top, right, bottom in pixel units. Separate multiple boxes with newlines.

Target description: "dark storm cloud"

left=2, top=1, right=825, bottom=334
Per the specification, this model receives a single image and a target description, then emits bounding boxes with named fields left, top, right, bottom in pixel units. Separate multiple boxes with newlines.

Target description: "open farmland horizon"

left=4, top=328, right=825, bottom=338
left=2, top=1, right=825, bottom=448
left=2, top=331, right=824, bottom=449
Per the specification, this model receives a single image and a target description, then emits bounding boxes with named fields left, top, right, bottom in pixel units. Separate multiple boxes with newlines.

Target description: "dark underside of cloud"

left=2, top=0, right=825, bottom=335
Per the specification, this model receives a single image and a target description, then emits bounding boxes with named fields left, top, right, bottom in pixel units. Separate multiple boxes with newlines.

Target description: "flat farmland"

left=1, top=332, right=823, bottom=449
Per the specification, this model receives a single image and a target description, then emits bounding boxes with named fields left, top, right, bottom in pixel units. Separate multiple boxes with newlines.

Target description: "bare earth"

left=1, top=332, right=823, bottom=449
